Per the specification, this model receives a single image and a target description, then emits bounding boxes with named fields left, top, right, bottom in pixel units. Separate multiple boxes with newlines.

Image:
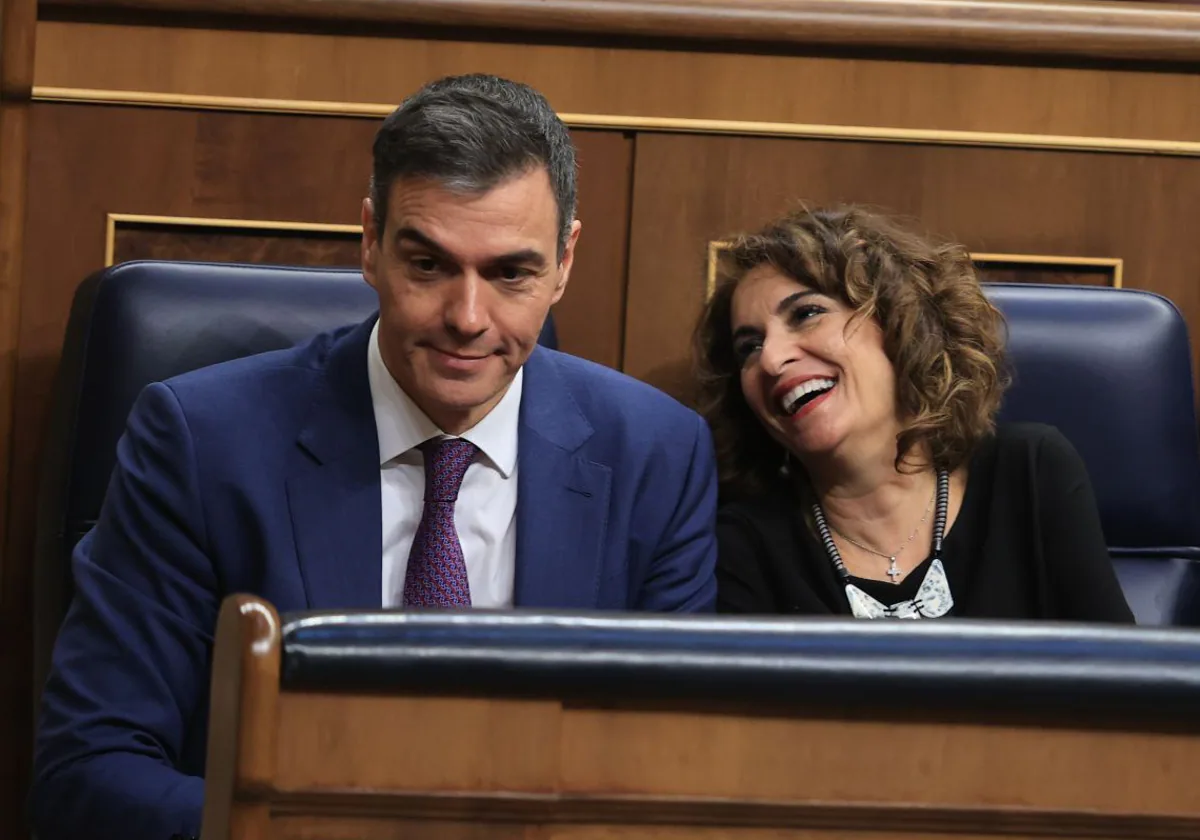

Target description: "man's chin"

left=425, top=371, right=513, bottom=406
left=416, top=383, right=511, bottom=432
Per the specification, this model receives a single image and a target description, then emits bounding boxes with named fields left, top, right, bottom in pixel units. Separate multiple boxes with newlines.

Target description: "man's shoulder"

left=163, top=323, right=356, bottom=407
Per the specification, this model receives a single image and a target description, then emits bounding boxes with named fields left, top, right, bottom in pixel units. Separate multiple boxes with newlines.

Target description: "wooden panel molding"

left=240, top=791, right=1200, bottom=839
left=705, top=243, right=1124, bottom=296
left=971, top=253, right=1124, bottom=288
left=36, top=0, right=1200, bottom=65
left=30, top=88, right=1200, bottom=160
left=106, top=213, right=362, bottom=267
left=266, top=817, right=1200, bottom=840
left=1, top=0, right=39, bottom=826
left=32, top=22, right=1200, bottom=144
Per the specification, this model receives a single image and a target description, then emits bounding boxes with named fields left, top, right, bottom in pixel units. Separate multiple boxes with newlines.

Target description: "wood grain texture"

left=557, top=707, right=1200, bottom=814
left=261, top=800, right=1200, bottom=840
left=975, top=265, right=1118, bottom=286
left=202, top=596, right=282, bottom=840
left=0, top=95, right=33, bottom=840
left=267, top=822, right=1195, bottom=840
left=265, top=692, right=1200, bottom=814
left=274, top=694, right=563, bottom=792
left=207, top=685, right=1200, bottom=838
left=112, top=224, right=363, bottom=267
left=35, top=0, right=1200, bottom=64
left=622, top=133, right=1200, bottom=403
left=261, top=792, right=1200, bottom=839
left=0, top=0, right=39, bottom=829
left=32, top=21, right=1200, bottom=144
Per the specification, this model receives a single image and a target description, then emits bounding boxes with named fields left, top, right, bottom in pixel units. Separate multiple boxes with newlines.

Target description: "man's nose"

left=443, top=274, right=489, bottom=338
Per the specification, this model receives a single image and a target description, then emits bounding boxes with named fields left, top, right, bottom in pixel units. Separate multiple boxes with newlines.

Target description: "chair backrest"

left=32, top=260, right=558, bottom=696
left=984, top=283, right=1200, bottom=625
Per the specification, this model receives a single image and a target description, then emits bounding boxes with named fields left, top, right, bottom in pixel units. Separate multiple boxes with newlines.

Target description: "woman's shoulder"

left=717, top=492, right=806, bottom=549
left=982, top=422, right=1082, bottom=462
left=979, top=422, right=1090, bottom=485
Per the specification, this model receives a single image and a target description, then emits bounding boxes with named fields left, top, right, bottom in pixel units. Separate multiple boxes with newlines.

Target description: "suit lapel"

left=514, top=349, right=610, bottom=609
left=287, top=318, right=383, bottom=610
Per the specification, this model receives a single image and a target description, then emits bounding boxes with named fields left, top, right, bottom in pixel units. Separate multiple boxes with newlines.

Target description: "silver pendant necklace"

left=812, top=471, right=953, bottom=619
left=826, top=479, right=936, bottom=584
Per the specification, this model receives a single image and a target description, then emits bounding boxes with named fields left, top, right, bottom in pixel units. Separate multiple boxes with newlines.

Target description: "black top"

left=717, top=423, right=1135, bottom=623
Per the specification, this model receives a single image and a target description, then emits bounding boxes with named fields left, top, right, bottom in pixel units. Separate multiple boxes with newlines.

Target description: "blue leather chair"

left=985, top=284, right=1200, bottom=625
left=32, top=260, right=558, bottom=697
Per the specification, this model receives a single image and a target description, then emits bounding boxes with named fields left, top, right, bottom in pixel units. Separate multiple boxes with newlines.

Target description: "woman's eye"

left=788, top=304, right=824, bottom=325
left=733, top=339, right=762, bottom=365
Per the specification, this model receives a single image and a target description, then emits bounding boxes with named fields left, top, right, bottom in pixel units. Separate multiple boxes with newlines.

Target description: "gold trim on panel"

left=705, top=240, right=726, bottom=300
left=706, top=242, right=1123, bottom=297
left=35, top=86, right=1200, bottom=159
left=970, top=252, right=1124, bottom=288
left=40, top=87, right=395, bottom=117
left=104, top=212, right=362, bottom=267
left=103, top=213, right=117, bottom=268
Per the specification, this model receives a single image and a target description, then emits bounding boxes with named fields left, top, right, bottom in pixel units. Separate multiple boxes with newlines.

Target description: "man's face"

left=361, top=168, right=581, bottom=434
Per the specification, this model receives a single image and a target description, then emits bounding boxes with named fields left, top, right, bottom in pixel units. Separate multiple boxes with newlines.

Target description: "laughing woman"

left=694, top=206, right=1133, bottom=622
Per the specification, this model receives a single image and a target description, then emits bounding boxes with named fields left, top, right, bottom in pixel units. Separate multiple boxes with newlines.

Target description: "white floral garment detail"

left=844, top=558, right=955, bottom=619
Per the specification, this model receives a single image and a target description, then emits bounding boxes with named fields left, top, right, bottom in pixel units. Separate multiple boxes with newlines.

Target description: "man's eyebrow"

left=394, top=228, right=548, bottom=269
left=489, top=249, right=548, bottom=269
left=394, top=226, right=451, bottom=258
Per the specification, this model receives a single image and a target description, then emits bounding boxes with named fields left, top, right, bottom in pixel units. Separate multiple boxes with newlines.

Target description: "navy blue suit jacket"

left=31, top=317, right=718, bottom=840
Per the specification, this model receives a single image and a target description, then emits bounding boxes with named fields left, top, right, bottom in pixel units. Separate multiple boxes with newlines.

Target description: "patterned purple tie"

left=403, top=437, right=477, bottom=608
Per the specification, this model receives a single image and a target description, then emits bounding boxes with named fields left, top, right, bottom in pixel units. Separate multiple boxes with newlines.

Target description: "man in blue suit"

left=31, top=74, right=717, bottom=840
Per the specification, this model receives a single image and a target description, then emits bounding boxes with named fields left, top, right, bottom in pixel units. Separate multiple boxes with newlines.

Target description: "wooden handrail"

left=40, top=0, right=1200, bottom=64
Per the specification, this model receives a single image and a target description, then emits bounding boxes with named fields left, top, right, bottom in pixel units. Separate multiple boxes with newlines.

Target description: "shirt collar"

left=366, top=320, right=522, bottom=477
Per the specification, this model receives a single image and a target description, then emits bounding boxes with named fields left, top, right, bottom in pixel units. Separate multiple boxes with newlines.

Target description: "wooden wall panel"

left=0, top=0, right=39, bottom=825
left=7, top=103, right=630, bottom=835
left=974, top=265, right=1118, bottom=287
left=972, top=256, right=1120, bottom=288
left=265, top=822, right=1139, bottom=840
left=560, top=130, right=633, bottom=370
left=111, top=222, right=362, bottom=266
left=32, top=21, right=1200, bottom=144
left=623, top=133, right=1200, bottom=402
left=36, top=0, right=1200, bottom=65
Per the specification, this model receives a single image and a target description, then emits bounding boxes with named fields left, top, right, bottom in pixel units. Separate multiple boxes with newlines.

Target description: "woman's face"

left=729, top=265, right=899, bottom=462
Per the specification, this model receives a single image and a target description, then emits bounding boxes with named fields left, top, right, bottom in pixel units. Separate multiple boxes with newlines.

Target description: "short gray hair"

left=370, top=74, right=578, bottom=260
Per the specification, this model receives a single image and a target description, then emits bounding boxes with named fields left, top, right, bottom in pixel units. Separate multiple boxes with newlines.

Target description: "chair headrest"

left=985, top=284, right=1200, bottom=551
left=63, top=261, right=380, bottom=514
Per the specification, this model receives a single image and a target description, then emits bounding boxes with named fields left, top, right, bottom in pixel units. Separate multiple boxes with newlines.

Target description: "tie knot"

left=420, top=437, right=477, bottom=502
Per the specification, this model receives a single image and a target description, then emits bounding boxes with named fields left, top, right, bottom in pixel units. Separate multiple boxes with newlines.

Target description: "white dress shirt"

left=367, top=322, right=520, bottom=608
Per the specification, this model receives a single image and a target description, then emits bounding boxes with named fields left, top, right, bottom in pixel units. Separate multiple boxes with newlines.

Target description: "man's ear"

left=551, top=219, right=583, bottom=306
left=361, top=197, right=379, bottom=289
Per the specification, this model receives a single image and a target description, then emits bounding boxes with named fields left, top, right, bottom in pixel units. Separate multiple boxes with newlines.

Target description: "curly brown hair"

left=693, top=205, right=1010, bottom=501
